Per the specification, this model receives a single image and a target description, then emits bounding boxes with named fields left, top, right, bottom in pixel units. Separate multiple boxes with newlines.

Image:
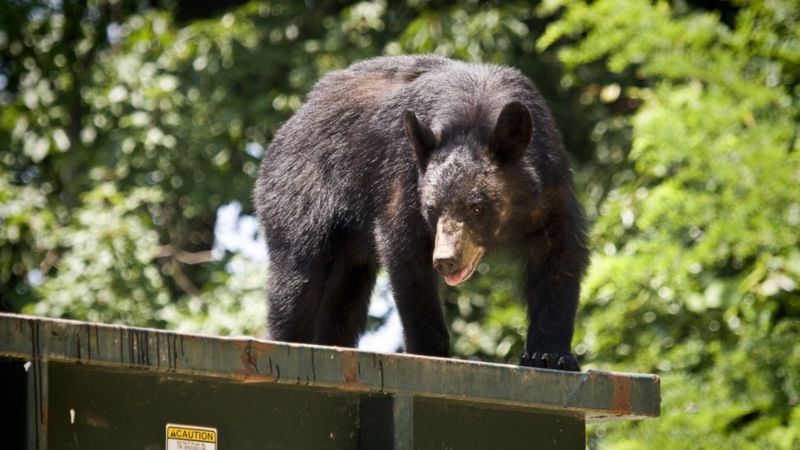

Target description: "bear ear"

left=490, top=101, right=533, bottom=164
left=403, top=110, right=437, bottom=170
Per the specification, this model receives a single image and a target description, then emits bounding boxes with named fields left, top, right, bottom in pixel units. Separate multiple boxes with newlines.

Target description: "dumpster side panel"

left=1, top=359, right=31, bottom=449
left=413, top=397, right=585, bottom=450
left=47, top=363, right=361, bottom=450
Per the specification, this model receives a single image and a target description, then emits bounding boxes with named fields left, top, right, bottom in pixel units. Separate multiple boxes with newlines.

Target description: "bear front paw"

left=520, top=351, right=580, bottom=371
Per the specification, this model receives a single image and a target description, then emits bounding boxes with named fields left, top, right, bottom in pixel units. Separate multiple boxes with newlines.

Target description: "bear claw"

left=520, top=351, right=580, bottom=371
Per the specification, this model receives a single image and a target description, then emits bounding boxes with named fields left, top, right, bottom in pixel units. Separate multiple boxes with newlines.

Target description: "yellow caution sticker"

left=166, top=424, right=217, bottom=450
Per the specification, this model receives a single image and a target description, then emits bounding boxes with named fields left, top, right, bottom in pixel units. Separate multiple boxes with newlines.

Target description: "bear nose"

left=433, top=257, right=457, bottom=275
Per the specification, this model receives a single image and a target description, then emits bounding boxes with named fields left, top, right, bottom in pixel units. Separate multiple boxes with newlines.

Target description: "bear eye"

left=424, top=204, right=438, bottom=218
left=471, top=205, right=483, bottom=216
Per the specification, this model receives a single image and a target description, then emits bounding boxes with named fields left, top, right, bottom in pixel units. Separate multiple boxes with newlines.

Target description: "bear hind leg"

left=314, top=258, right=378, bottom=347
left=265, top=252, right=330, bottom=344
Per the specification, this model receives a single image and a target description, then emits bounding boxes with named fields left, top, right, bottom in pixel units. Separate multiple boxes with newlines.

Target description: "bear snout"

left=432, top=217, right=485, bottom=285
left=433, top=255, right=459, bottom=276
left=432, top=217, right=465, bottom=274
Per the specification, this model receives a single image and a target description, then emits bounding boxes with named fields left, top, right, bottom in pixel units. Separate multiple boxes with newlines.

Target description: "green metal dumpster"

left=0, top=313, right=659, bottom=449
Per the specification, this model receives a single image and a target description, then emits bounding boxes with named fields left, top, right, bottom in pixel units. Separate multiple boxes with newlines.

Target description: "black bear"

left=254, top=55, right=588, bottom=370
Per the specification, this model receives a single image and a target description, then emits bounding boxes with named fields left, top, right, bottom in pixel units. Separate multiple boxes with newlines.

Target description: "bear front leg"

left=521, top=266, right=581, bottom=371
left=391, top=268, right=450, bottom=357
left=380, top=237, right=450, bottom=357
left=521, top=223, right=587, bottom=371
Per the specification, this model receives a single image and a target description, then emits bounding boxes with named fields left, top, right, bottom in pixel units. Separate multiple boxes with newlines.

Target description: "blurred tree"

left=537, top=0, right=800, bottom=447
left=1, top=1, right=798, bottom=448
left=0, top=0, right=356, bottom=317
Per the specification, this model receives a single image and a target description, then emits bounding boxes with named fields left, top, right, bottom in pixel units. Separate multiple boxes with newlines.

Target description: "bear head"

left=403, top=102, right=534, bottom=286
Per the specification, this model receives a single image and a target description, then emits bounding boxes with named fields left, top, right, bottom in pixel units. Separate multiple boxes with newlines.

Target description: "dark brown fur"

left=254, top=55, right=588, bottom=370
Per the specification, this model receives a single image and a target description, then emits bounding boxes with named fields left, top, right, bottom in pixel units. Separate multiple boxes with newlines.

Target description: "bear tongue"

left=444, top=265, right=473, bottom=286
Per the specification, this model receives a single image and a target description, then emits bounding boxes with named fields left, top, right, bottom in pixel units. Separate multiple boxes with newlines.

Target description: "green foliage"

left=159, top=254, right=266, bottom=337
left=31, top=184, right=171, bottom=325
left=2, top=1, right=798, bottom=448
left=0, top=171, right=56, bottom=309
left=538, top=0, right=800, bottom=447
left=443, top=254, right=528, bottom=363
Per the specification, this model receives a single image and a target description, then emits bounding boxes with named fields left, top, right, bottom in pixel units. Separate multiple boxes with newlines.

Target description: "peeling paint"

left=611, top=375, right=633, bottom=414
left=341, top=350, right=359, bottom=386
left=563, top=372, right=588, bottom=408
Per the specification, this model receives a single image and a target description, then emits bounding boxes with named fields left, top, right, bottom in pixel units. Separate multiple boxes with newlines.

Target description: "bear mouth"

left=442, top=251, right=483, bottom=286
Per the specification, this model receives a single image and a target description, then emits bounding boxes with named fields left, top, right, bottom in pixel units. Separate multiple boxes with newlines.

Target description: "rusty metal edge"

left=0, top=313, right=660, bottom=421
